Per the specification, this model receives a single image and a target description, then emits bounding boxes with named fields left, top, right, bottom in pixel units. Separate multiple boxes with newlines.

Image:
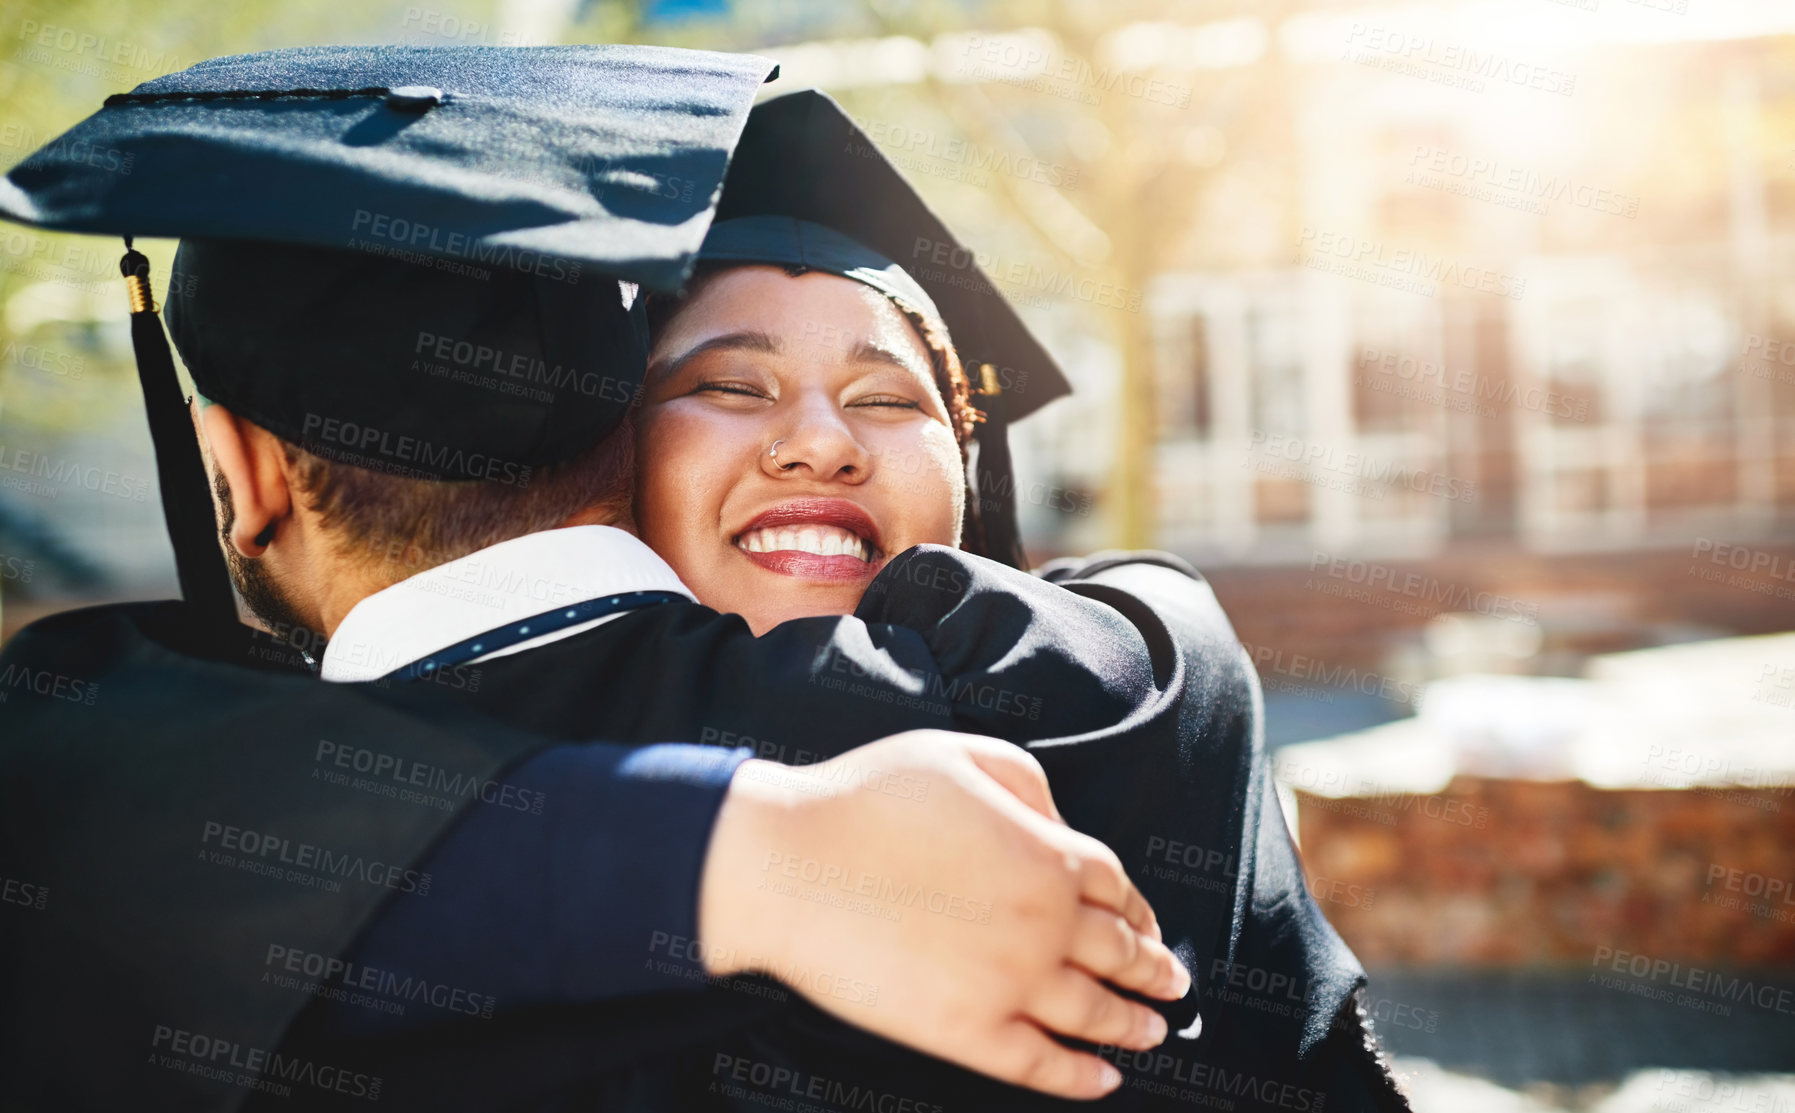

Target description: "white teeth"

left=736, top=524, right=871, bottom=561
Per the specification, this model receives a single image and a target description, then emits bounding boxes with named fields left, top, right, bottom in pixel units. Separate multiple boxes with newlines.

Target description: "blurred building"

left=1078, top=16, right=1795, bottom=714
left=1144, top=41, right=1795, bottom=567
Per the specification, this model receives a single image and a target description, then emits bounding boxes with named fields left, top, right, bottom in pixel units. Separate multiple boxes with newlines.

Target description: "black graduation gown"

left=0, top=546, right=1406, bottom=1112
left=261, top=547, right=1408, bottom=1112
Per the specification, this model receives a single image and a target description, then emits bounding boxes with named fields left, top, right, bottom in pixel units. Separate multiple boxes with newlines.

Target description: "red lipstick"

left=733, top=498, right=884, bottom=581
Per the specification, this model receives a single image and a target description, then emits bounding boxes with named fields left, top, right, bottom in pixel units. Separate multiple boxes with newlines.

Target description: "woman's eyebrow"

left=850, top=340, right=924, bottom=374
left=647, top=330, right=780, bottom=382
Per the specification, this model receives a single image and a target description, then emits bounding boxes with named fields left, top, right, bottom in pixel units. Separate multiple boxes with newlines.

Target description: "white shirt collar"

left=321, top=525, right=694, bottom=684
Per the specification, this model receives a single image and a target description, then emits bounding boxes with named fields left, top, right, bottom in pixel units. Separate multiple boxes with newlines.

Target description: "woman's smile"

left=732, top=496, right=884, bottom=579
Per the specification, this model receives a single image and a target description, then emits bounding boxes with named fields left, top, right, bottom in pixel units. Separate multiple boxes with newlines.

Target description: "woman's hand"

left=698, top=729, right=1191, bottom=1101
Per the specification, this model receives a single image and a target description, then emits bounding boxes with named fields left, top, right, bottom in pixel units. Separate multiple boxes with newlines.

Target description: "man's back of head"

left=172, top=237, right=643, bottom=636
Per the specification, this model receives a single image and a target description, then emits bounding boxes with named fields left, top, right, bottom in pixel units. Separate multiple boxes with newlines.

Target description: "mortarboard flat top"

left=0, top=44, right=783, bottom=482
left=716, top=89, right=1071, bottom=422
left=0, top=44, right=778, bottom=621
left=0, top=43, right=779, bottom=292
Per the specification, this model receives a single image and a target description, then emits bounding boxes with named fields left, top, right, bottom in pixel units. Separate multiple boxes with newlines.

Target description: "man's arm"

left=322, top=730, right=1185, bottom=1107
left=701, top=731, right=1187, bottom=1100
left=333, top=741, right=755, bottom=1009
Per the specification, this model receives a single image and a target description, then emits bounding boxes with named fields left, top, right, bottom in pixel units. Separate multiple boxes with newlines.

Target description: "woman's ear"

left=197, top=403, right=294, bottom=558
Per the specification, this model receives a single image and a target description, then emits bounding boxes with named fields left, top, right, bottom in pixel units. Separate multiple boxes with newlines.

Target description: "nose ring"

left=769, top=438, right=790, bottom=470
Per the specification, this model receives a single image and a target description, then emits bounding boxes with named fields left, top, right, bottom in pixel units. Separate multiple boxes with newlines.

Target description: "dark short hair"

left=276, top=419, right=635, bottom=588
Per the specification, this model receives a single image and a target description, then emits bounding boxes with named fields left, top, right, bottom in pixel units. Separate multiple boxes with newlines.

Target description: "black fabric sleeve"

left=853, top=546, right=1247, bottom=1042
left=859, top=546, right=1410, bottom=1112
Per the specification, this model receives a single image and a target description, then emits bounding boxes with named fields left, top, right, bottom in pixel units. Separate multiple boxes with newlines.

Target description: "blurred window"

left=1247, top=294, right=1303, bottom=437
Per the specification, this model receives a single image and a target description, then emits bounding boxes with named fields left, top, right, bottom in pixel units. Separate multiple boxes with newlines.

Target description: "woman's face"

left=635, top=266, right=965, bottom=634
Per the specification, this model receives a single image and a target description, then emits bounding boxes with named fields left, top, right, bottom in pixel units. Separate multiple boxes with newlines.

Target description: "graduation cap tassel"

left=120, top=240, right=239, bottom=629
left=972, top=392, right=1029, bottom=571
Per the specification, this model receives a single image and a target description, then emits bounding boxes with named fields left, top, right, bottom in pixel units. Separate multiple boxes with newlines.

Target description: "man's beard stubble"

left=213, top=471, right=314, bottom=642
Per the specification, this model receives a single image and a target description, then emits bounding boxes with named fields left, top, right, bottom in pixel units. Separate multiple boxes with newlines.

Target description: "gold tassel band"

left=120, top=241, right=155, bottom=315
left=124, top=271, right=154, bottom=315
left=978, top=363, right=1002, bottom=396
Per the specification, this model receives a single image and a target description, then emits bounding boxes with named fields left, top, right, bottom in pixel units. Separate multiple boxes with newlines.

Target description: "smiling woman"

left=635, top=221, right=984, bottom=634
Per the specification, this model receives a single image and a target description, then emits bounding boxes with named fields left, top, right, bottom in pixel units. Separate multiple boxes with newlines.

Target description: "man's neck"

left=315, top=523, right=688, bottom=684
left=312, top=512, right=633, bottom=639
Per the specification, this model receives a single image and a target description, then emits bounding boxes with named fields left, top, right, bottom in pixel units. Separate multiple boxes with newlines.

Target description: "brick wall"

left=1295, top=777, right=1795, bottom=965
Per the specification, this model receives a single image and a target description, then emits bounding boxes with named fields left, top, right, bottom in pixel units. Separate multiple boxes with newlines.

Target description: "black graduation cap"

left=710, top=90, right=1074, bottom=568
left=0, top=44, right=777, bottom=627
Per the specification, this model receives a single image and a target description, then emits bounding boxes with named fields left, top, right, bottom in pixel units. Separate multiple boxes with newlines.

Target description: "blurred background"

left=3, top=0, right=1793, bottom=1107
